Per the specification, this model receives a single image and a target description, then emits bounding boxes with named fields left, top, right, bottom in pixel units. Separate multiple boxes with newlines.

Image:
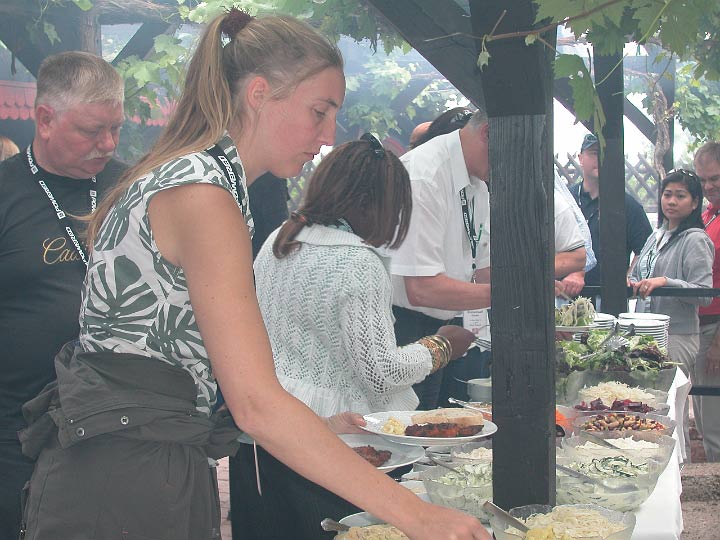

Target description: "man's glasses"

left=360, top=132, right=385, bottom=158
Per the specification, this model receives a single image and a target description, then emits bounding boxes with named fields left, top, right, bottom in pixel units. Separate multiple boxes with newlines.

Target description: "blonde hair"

left=36, top=51, right=124, bottom=112
left=87, top=13, right=343, bottom=245
left=0, top=135, right=19, bottom=161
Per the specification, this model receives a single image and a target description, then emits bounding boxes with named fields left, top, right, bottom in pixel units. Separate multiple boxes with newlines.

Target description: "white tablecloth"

left=631, top=367, right=689, bottom=540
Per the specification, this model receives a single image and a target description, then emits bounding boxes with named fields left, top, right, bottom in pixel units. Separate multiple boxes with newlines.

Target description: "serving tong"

left=577, top=323, right=636, bottom=362
left=577, top=430, right=635, bottom=460
left=555, top=463, right=633, bottom=492
left=482, top=501, right=529, bottom=534
left=447, top=397, right=488, bottom=412
left=320, top=518, right=350, bottom=532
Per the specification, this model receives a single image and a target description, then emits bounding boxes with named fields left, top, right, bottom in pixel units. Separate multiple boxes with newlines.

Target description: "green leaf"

left=477, top=50, right=491, bottom=70
left=153, top=35, right=185, bottom=59
left=42, top=22, right=60, bottom=45
left=72, top=0, right=94, bottom=10
left=554, top=53, right=587, bottom=79
left=525, top=34, right=538, bottom=46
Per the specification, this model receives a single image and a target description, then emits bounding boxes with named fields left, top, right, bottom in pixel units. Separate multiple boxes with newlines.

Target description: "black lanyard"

left=205, top=144, right=242, bottom=207
left=460, top=187, right=483, bottom=272
left=705, top=208, right=720, bottom=229
left=26, top=145, right=95, bottom=267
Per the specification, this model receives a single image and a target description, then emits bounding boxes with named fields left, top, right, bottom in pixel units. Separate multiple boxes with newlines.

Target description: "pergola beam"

left=366, top=0, right=485, bottom=107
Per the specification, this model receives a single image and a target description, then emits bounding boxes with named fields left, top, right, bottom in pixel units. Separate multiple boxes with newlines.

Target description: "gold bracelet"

left=426, top=335, right=450, bottom=367
left=418, top=336, right=446, bottom=372
left=430, top=335, right=452, bottom=361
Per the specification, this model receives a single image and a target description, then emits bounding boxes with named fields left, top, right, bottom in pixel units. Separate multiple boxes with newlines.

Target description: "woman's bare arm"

left=148, top=183, right=490, bottom=540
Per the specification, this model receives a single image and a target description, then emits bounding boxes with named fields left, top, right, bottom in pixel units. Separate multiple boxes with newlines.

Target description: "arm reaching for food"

left=151, top=184, right=491, bottom=540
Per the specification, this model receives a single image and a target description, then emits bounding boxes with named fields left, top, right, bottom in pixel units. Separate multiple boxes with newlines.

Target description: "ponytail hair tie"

left=291, top=211, right=311, bottom=226
left=220, top=7, right=254, bottom=40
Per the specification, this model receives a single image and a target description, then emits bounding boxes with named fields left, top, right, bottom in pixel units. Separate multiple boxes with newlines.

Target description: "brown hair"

left=86, top=13, right=342, bottom=245
left=273, top=140, right=412, bottom=257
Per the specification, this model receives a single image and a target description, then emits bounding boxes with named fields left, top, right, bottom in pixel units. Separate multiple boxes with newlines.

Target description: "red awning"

left=0, top=81, right=36, bottom=121
left=0, top=80, right=173, bottom=126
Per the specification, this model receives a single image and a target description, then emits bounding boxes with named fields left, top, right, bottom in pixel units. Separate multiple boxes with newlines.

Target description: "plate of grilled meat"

left=339, top=434, right=425, bottom=471
left=361, top=409, right=497, bottom=447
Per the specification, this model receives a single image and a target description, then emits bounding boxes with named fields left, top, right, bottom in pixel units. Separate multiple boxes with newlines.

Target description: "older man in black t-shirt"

left=0, top=52, right=125, bottom=540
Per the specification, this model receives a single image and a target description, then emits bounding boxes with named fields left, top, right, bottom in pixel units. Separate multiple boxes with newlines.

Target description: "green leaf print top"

left=79, top=134, right=253, bottom=415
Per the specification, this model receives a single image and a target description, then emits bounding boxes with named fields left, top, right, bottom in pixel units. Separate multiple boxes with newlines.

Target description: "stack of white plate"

left=618, top=312, right=670, bottom=349
left=591, top=312, right=616, bottom=330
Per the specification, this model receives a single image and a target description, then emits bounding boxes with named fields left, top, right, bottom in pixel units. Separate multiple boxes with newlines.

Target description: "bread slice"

left=410, top=408, right=485, bottom=427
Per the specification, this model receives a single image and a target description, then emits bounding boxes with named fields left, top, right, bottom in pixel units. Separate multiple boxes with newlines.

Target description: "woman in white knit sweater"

left=235, top=136, right=475, bottom=539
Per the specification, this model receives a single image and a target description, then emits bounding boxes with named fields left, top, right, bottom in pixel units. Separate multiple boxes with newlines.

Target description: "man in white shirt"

left=391, top=109, right=586, bottom=409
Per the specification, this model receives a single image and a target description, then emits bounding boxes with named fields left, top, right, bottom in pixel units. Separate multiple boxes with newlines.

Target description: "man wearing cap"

left=570, top=133, right=652, bottom=297
left=694, top=142, right=720, bottom=461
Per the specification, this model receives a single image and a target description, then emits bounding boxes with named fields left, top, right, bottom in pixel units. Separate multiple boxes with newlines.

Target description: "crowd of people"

left=0, top=7, right=719, bottom=540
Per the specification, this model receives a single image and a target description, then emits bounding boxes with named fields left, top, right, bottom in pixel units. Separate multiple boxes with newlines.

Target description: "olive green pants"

left=22, top=433, right=220, bottom=540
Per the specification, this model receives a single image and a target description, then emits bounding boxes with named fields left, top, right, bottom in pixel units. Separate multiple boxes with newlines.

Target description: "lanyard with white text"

left=460, top=187, right=483, bottom=274
left=26, top=145, right=95, bottom=267
left=204, top=144, right=242, bottom=207
left=705, top=209, right=720, bottom=229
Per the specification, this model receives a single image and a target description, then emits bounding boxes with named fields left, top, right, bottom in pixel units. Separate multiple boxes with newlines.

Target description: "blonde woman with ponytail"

left=20, top=9, right=488, bottom=540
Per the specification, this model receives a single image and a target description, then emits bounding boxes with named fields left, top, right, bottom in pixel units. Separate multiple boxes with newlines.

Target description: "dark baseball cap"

left=581, top=133, right=599, bottom=152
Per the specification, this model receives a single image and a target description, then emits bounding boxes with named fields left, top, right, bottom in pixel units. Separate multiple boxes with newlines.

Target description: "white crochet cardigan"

left=254, top=224, right=432, bottom=416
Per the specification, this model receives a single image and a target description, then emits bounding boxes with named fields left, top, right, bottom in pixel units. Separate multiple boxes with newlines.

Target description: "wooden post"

left=594, top=53, right=627, bottom=315
left=79, top=7, right=102, bottom=55
left=471, top=0, right=556, bottom=508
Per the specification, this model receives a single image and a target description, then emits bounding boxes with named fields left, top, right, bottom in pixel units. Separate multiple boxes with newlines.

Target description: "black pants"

left=229, top=444, right=360, bottom=540
left=0, top=436, right=34, bottom=540
left=393, top=306, right=491, bottom=409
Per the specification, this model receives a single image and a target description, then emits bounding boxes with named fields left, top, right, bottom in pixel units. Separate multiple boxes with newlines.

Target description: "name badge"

left=463, top=309, right=488, bottom=336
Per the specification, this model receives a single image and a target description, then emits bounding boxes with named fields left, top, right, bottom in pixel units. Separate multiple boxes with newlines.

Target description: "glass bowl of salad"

left=573, top=411, right=676, bottom=438
left=420, top=461, right=493, bottom=521
left=555, top=455, right=662, bottom=511
left=560, top=433, right=676, bottom=473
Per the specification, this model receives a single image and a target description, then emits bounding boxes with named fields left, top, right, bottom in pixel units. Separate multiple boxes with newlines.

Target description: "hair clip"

left=220, top=7, right=254, bottom=40
left=360, top=133, right=385, bottom=158
left=291, top=211, right=310, bottom=226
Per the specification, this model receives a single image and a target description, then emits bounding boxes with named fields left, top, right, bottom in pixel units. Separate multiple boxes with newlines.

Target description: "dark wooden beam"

left=366, top=0, right=485, bottom=107
left=112, top=20, right=173, bottom=66
left=595, top=52, right=628, bottom=315
left=0, top=15, right=46, bottom=76
left=471, top=0, right=556, bottom=509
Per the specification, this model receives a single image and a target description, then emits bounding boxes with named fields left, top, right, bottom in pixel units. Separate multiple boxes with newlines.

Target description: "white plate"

left=339, top=494, right=431, bottom=528
left=556, top=325, right=592, bottom=332
left=360, top=410, right=497, bottom=447
left=619, top=312, right=670, bottom=321
left=339, top=434, right=424, bottom=471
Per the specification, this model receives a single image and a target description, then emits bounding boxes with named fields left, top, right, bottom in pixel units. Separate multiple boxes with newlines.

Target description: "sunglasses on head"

left=360, top=132, right=385, bottom=158
left=667, top=168, right=699, bottom=181
left=449, top=110, right=473, bottom=128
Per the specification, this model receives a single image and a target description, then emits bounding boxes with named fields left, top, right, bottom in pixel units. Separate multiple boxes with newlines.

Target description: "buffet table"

left=630, top=367, right=690, bottom=540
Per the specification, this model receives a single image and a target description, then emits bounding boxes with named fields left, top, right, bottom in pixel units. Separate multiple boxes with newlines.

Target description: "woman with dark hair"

left=629, top=169, right=714, bottom=378
left=243, top=135, right=475, bottom=538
